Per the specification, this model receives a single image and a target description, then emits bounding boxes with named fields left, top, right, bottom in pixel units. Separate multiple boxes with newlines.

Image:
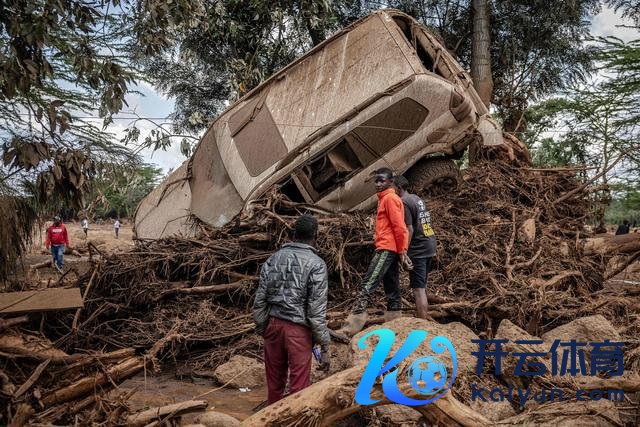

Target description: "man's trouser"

left=50, top=245, right=64, bottom=269
left=115, top=228, right=119, bottom=238
left=263, top=316, right=312, bottom=404
left=353, top=249, right=401, bottom=313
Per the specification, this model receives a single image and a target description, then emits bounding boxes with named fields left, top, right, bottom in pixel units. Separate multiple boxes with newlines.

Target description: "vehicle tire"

left=406, top=158, right=462, bottom=196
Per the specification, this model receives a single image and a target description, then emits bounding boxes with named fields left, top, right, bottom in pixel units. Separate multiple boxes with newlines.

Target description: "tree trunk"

left=471, top=0, right=493, bottom=108
left=241, top=364, right=490, bottom=426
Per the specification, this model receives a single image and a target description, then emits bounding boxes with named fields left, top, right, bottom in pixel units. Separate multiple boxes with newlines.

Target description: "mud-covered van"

left=134, top=9, right=505, bottom=239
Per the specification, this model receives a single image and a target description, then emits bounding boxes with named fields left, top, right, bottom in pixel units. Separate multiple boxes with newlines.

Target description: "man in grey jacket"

left=253, top=214, right=331, bottom=404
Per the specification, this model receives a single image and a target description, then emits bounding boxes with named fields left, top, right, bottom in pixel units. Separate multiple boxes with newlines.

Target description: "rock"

left=518, top=217, right=536, bottom=242
left=498, top=400, right=621, bottom=426
left=375, top=404, right=423, bottom=426
left=471, top=399, right=516, bottom=422
left=191, top=411, right=241, bottom=427
left=351, top=317, right=480, bottom=376
left=213, top=355, right=264, bottom=389
left=542, top=315, right=621, bottom=361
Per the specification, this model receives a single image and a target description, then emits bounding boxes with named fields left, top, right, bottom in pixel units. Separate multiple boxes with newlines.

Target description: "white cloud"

left=591, top=6, right=639, bottom=41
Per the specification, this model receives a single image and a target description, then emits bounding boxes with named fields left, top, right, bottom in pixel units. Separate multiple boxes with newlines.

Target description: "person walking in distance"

left=339, top=168, right=409, bottom=337
left=615, top=220, right=630, bottom=235
left=45, top=216, right=69, bottom=273
left=253, top=214, right=331, bottom=405
left=394, top=176, right=437, bottom=320
left=114, top=218, right=120, bottom=239
left=81, top=217, right=89, bottom=238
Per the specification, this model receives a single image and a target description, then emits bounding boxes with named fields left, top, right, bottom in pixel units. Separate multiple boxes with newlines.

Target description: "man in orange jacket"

left=339, top=168, right=409, bottom=337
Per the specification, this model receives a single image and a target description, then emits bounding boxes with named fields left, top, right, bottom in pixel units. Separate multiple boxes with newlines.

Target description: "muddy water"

left=120, top=372, right=267, bottom=421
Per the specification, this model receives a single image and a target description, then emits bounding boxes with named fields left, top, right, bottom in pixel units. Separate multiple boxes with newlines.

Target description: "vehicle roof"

left=206, top=9, right=428, bottom=130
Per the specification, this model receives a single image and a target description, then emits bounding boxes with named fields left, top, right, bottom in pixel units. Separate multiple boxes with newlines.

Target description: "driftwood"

left=28, top=260, right=52, bottom=269
left=13, top=359, right=50, bottom=398
left=41, top=356, right=144, bottom=407
left=242, top=363, right=489, bottom=427
left=41, top=336, right=178, bottom=407
left=157, top=280, right=249, bottom=299
left=0, top=316, right=29, bottom=331
left=583, top=233, right=640, bottom=255
left=8, top=404, right=34, bottom=427
left=126, top=400, right=208, bottom=426
left=579, top=375, right=640, bottom=393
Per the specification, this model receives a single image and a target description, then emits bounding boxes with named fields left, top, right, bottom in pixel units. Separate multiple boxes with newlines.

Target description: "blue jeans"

left=51, top=245, right=64, bottom=269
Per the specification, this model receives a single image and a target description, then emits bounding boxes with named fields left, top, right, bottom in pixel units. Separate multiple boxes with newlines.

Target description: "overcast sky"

left=111, top=6, right=640, bottom=174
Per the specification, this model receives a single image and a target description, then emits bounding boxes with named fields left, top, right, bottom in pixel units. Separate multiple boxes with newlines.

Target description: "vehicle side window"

left=353, top=97, right=429, bottom=158
left=292, top=97, right=429, bottom=200
left=229, top=96, right=288, bottom=177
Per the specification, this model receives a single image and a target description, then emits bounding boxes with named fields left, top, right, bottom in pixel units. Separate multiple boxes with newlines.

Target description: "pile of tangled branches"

left=4, top=160, right=640, bottom=425
left=56, top=161, right=619, bottom=362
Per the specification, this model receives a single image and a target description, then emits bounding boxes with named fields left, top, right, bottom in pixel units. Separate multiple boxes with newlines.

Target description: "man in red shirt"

left=339, top=168, right=409, bottom=337
left=45, top=216, right=69, bottom=272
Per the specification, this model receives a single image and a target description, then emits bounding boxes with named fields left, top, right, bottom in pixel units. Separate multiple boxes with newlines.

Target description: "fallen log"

left=41, top=356, right=144, bottom=407
left=604, top=251, right=640, bottom=280
left=242, top=363, right=489, bottom=426
left=578, top=375, right=640, bottom=393
left=0, top=316, right=29, bottom=331
left=126, top=400, right=208, bottom=426
left=41, top=335, right=179, bottom=407
left=583, top=233, right=640, bottom=255
left=156, top=280, right=249, bottom=299
left=29, top=260, right=52, bottom=270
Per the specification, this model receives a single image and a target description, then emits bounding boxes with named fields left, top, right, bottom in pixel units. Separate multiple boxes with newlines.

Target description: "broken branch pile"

left=3, top=160, right=639, bottom=425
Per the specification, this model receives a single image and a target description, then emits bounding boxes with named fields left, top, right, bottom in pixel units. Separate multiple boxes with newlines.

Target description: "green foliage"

left=605, top=0, right=640, bottom=26
left=129, top=0, right=345, bottom=134
left=86, top=162, right=164, bottom=218
left=128, top=0, right=600, bottom=136
left=605, top=187, right=640, bottom=224
left=0, top=0, right=139, bottom=210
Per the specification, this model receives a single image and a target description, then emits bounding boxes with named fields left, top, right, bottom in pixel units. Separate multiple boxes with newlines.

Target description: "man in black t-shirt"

left=394, top=176, right=437, bottom=320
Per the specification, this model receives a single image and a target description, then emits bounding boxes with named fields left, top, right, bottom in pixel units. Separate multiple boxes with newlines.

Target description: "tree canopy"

left=127, top=0, right=600, bottom=136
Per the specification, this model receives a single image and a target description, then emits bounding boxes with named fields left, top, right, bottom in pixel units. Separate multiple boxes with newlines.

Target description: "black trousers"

left=353, top=250, right=401, bottom=313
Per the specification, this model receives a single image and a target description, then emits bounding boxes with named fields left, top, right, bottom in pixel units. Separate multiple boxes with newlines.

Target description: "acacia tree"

left=0, top=0, right=141, bottom=210
left=128, top=0, right=600, bottom=137
left=86, top=161, right=163, bottom=219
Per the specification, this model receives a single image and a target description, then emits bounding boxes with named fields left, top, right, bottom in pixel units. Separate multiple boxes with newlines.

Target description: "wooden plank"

left=0, top=288, right=83, bottom=314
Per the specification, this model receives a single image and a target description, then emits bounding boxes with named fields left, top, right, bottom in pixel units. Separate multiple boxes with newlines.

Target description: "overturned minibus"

left=135, top=9, right=504, bottom=239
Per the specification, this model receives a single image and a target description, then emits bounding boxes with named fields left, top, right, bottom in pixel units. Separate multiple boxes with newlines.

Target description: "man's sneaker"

left=55, top=264, right=64, bottom=274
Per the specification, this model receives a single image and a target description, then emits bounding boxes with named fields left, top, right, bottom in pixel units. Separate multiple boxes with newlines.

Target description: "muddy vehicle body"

left=135, top=9, right=504, bottom=239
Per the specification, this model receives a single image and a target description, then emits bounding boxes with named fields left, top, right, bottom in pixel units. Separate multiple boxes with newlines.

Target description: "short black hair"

left=374, top=167, right=394, bottom=179
left=294, top=214, right=318, bottom=241
left=394, top=175, right=409, bottom=190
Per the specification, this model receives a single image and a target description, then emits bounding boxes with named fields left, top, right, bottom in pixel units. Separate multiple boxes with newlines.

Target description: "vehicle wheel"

left=406, top=158, right=462, bottom=196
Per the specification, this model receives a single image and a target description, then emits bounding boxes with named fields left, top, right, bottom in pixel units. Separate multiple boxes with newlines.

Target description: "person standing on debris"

left=81, top=217, right=89, bottom=238
left=114, top=218, right=120, bottom=239
left=394, top=176, right=437, bottom=320
left=615, top=220, right=630, bottom=235
left=339, top=168, right=409, bottom=337
left=45, top=216, right=69, bottom=272
left=253, top=214, right=331, bottom=405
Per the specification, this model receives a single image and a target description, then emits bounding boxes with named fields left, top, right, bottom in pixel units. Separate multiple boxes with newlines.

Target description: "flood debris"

left=2, top=160, right=639, bottom=425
